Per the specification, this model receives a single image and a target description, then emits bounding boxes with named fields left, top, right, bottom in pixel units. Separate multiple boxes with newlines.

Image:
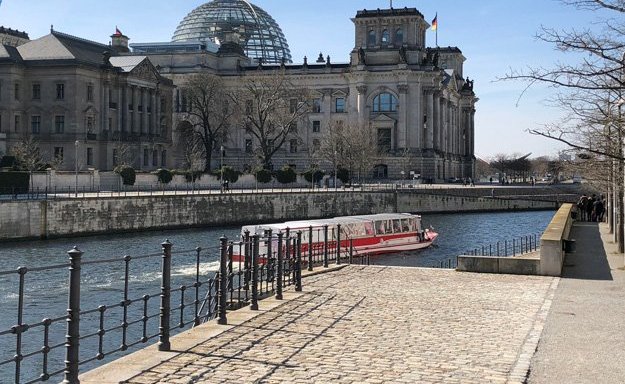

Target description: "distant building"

left=0, top=28, right=174, bottom=171
left=1, top=0, right=477, bottom=181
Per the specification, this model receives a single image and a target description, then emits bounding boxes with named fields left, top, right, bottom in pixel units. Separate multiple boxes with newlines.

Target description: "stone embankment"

left=0, top=188, right=557, bottom=241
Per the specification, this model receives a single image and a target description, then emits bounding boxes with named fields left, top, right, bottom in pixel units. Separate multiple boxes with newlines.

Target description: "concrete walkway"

left=527, top=222, right=625, bottom=383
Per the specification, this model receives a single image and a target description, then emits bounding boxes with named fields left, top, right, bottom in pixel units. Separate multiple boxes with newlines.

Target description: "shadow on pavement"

left=562, top=222, right=613, bottom=281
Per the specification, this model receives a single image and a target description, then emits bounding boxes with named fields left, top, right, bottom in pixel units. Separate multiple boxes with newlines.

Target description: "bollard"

left=63, top=247, right=83, bottom=384
left=308, top=226, right=313, bottom=271
left=323, top=225, right=329, bottom=268
left=285, top=228, right=291, bottom=284
left=295, top=232, right=302, bottom=292
left=217, top=237, right=228, bottom=325
left=250, top=235, right=259, bottom=310
left=276, top=232, right=284, bottom=300
left=158, top=240, right=172, bottom=351
left=265, top=229, right=273, bottom=286
left=336, top=224, right=342, bottom=265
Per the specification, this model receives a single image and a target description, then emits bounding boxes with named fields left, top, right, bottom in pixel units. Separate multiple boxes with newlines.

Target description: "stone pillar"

left=425, top=90, right=434, bottom=149
left=132, top=86, right=139, bottom=134
left=432, top=92, right=440, bottom=149
left=103, top=83, right=109, bottom=132
left=397, top=84, right=408, bottom=149
left=155, top=90, right=161, bottom=137
left=142, top=88, right=149, bottom=135
left=442, top=99, right=448, bottom=154
left=357, top=85, right=367, bottom=126
left=150, top=90, right=157, bottom=135
left=120, top=86, right=127, bottom=134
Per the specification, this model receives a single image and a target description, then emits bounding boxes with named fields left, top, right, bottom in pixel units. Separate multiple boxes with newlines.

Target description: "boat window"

left=401, top=219, right=410, bottom=232
left=364, top=222, right=375, bottom=235
left=392, top=219, right=401, bottom=233
left=409, top=218, right=417, bottom=231
left=385, top=220, right=393, bottom=234
left=375, top=220, right=385, bottom=234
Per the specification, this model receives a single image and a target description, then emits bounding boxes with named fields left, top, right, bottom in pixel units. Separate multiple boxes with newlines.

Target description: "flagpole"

left=435, top=13, right=438, bottom=47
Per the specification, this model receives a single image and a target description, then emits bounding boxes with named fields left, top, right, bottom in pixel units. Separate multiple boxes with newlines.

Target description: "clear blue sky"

left=0, top=0, right=606, bottom=160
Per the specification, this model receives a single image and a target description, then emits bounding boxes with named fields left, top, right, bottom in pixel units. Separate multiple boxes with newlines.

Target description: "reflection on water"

left=0, top=210, right=554, bottom=381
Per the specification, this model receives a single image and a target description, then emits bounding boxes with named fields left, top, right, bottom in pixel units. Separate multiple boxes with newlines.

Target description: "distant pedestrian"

left=489, top=177, right=493, bottom=184
left=491, top=188, right=495, bottom=198
left=587, top=194, right=596, bottom=221
left=577, top=194, right=588, bottom=221
left=593, top=198, right=604, bottom=223
left=469, top=177, right=474, bottom=187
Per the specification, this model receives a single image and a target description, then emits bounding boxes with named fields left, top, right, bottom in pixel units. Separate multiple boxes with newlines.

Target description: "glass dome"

left=172, top=0, right=292, bottom=64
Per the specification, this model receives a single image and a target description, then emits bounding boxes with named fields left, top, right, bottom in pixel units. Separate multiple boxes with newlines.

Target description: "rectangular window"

left=377, top=128, right=392, bottom=153
left=312, top=120, right=321, bottom=133
left=289, top=139, right=298, bottom=153
left=31, top=115, right=41, bottom=134
left=32, top=84, right=41, bottom=100
left=245, top=99, right=253, bottom=114
left=143, top=148, right=149, bottom=166
left=54, top=147, right=64, bottom=161
left=56, top=83, right=65, bottom=100
left=245, top=139, right=253, bottom=154
left=0, top=114, right=2, bottom=133
left=113, top=149, right=118, bottom=166
left=335, top=97, right=345, bottom=113
left=289, top=99, right=298, bottom=114
left=86, top=148, right=93, bottom=166
left=108, top=117, right=113, bottom=131
left=152, top=150, right=158, bottom=166
left=55, top=115, right=65, bottom=133
left=86, top=116, right=94, bottom=132
left=14, top=115, right=20, bottom=132
left=266, top=139, right=274, bottom=153
left=312, top=98, right=321, bottom=113
left=14, top=83, right=20, bottom=101
left=87, top=84, right=94, bottom=102
left=161, top=150, right=167, bottom=167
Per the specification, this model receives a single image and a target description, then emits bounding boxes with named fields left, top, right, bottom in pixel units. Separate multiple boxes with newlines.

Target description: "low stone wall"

left=457, top=204, right=574, bottom=276
left=0, top=190, right=556, bottom=241
left=539, top=203, right=574, bottom=276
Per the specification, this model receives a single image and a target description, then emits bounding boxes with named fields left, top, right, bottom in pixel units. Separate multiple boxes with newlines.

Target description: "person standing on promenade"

left=578, top=194, right=588, bottom=221
left=593, top=196, right=604, bottom=222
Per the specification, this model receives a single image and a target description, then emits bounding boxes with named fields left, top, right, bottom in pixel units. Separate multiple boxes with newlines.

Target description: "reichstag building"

left=0, top=0, right=477, bottom=181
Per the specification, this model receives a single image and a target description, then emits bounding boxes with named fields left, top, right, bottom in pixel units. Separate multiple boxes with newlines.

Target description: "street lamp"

left=333, top=150, right=337, bottom=191
left=220, top=145, right=224, bottom=191
left=74, top=140, right=79, bottom=197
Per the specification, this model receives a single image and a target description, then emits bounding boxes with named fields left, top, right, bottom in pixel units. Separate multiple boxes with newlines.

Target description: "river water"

left=0, top=210, right=555, bottom=382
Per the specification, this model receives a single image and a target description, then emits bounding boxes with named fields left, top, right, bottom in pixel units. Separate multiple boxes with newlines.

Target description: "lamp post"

left=220, top=145, right=224, bottom=191
left=333, top=150, right=337, bottom=191
left=74, top=140, right=79, bottom=197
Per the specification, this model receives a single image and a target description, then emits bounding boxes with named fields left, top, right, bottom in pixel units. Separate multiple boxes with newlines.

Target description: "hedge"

left=0, top=171, right=29, bottom=194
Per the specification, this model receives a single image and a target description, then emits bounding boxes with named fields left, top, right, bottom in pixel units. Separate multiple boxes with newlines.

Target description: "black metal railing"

left=0, top=228, right=373, bottom=383
left=0, top=183, right=399, bottom=201
left=464, top=234, right=540, bottom=257
left=430, top=258, right=458, bottom=269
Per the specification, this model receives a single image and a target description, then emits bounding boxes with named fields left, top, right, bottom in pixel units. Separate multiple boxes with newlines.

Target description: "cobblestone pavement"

left=122, top=266, right=557, bottom=384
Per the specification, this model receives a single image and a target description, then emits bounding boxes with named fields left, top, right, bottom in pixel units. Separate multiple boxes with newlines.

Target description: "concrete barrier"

left=539, top=203, right=574, bottom=276
left=457, top=254, right=540, bottom=275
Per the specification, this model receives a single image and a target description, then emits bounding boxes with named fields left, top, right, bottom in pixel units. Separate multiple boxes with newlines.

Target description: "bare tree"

left=180, top=72, right=236, bottom=172
left=10, top=135, right=45, bottom=188
left=236, top=69, right=310, bottom=169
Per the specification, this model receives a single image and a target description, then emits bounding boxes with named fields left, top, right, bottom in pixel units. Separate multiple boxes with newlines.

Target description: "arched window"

left=368, top=30, right=376, bottom=46
left=372, top=93, right=398, bottom=112
left=381, top=29, right=390, bottom=45
left=395, top=28, right=403, bottom=45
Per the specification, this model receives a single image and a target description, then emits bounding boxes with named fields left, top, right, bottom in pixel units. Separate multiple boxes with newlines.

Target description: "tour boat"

left=233, top=213, right=438, bottom=261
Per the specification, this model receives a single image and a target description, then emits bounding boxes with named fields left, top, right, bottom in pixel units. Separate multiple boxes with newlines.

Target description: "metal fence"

left=464, top=234, right=540, bottom=257
left=0, top=183, right=401, bottom=201
left=0, top=227, right=371, bottom=384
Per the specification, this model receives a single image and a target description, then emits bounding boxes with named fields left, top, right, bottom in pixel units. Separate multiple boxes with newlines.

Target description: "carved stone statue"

left=358, top=47, right=366, bottom=65
left=399, top=46, right=407, bottom=64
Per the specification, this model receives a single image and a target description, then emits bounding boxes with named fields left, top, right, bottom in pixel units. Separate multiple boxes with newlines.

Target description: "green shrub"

left=154, top=168, right=173, bottom=184
left=219, top=166, right=240, bottom=183
left=337, top=168, right=350, bottom=184
left=303, top=168, right=324, bottom=183
left=275, top=165, right=297, bottom=184
left=0, top=156, right=17, bottom=169
left=0, top=171, right=29, bottom=194
left=255, top=168, right=273, bottom=183
left=114, top=165, right=136, bottom=186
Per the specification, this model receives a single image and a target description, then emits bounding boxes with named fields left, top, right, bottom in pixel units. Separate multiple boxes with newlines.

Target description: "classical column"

left=142, top=88, right=149, bottom=135
left=132, top=86, right=139, bottom=134
left=150, top=90, right=157, bottom=135
left=397, top=84, right=408, bottom=149
left=432, top=92, right=440, bottom=149
left=441, top=99, right=448, bottom=154
left=103, top=83, right=109, bottom=133
left=357, top=85, right=367, bottom=126
left=155, top=90, right=161, bottom=136
left=120, top=86, right=127, bottom=134
left=425, top=90, right=434, bottom=149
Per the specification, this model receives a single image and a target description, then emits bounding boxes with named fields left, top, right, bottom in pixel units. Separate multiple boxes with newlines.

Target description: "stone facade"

left=147, top=7, right=477, bottom=181
left=0, top=29, right=174, bottom=172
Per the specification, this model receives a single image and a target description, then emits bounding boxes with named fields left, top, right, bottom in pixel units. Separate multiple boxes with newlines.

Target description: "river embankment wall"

left=0, top=191, right=556, bottom=241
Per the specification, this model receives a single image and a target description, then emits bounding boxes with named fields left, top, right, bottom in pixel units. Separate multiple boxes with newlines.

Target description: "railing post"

left=307, top=226, right=313, bottom=272
left=276, top=232, right=284, bottom=300
left=63, top=246, right=83, bottom=384
left=243, top=230, right=251, bottom=296
left=158, top=240, right=172, bottom=352
left=250, top=235, right=260, bottom=310
left=295, top=231, right=302, bottom=292
left=349, top=238, right=354, bottom=264
left=218, top=237, right=228, bottom=325
left=323, top=224, right=329, bottom=268
left=336, top=224, right=342, bottom=265
left=265, top=229, right=273, bottom=288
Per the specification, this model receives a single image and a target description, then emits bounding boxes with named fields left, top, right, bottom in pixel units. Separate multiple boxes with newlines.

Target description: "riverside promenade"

left=80, top=221, right=623, bottom=384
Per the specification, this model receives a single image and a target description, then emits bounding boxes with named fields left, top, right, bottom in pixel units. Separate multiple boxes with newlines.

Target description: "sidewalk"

left=527, top=222, right=625, bottom=383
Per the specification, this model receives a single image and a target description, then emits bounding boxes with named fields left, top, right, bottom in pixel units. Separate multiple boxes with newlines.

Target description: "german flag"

left=431, top=14, right=438, bottom=31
